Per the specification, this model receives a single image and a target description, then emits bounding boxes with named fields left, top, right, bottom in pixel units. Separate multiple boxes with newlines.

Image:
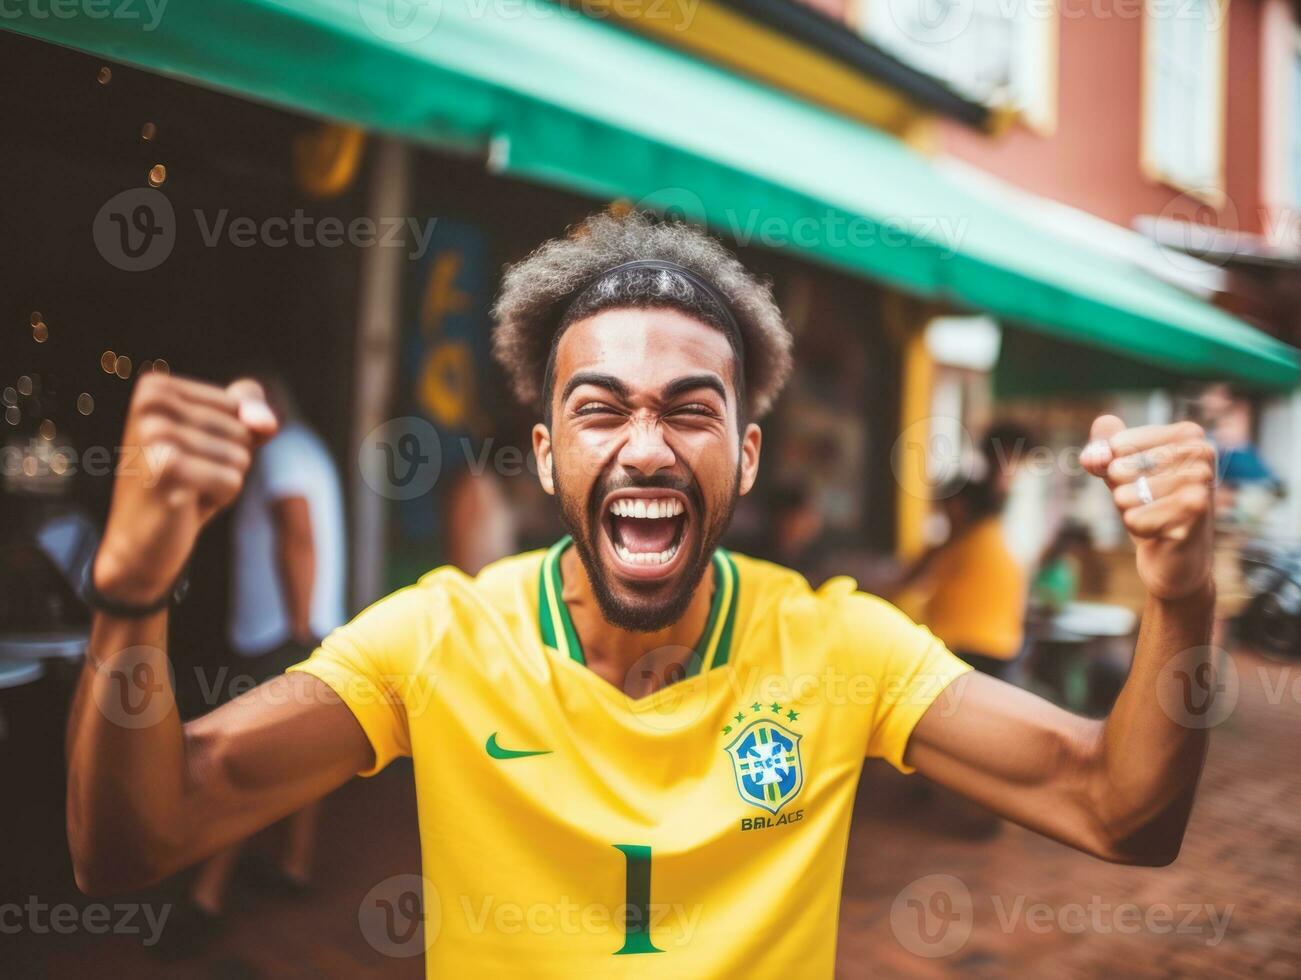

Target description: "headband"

left=562, top=259, right=745, bottom=362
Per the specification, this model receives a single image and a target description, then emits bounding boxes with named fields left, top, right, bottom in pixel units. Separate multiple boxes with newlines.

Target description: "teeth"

left=614, top=541, right=680, bottom=565
left=609, top=497, right=684, bottom=519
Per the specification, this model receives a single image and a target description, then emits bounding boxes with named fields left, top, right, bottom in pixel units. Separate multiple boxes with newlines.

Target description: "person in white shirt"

left=229, top=386, right=347, bottom=658
left=179, top=375, right=347, bottom=946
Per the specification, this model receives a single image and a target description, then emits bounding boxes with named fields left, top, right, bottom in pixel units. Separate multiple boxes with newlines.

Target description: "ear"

left=532, top=422, right=555, bottom=496
left=738, top=423, right=762, bottom=496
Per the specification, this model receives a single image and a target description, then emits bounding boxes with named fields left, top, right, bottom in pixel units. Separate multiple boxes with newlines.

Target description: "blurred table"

left=1026, top=602, right=1137, bottom=714
left=0, top=659, right=45, bottom=688
left=1041, top=602, right=1137, bottom=640
left=0, top=659, right=46, bottom=743
left=0, top=631, right=88, bottom=661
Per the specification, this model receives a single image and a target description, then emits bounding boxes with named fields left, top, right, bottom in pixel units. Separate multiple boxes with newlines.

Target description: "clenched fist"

left=92, top=374, right=278, bottom=605
left=1080, top=415, right=1216, bottom=602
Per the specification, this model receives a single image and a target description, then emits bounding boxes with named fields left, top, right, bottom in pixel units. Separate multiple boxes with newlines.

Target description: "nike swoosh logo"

left=485, top=732, right=553, bottom=760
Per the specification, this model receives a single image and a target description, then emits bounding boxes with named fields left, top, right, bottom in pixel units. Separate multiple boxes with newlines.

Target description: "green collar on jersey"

left=538, top=536, right=739, bottom=675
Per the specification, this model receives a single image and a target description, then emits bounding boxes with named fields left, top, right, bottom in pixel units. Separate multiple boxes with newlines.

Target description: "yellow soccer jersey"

left=288, top=538, right=971, bottom=977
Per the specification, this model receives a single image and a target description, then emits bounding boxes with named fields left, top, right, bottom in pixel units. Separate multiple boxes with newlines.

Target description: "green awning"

left=993, top=329, right=1186, bottom=399
left=7, top=0, right=1297, bottom=389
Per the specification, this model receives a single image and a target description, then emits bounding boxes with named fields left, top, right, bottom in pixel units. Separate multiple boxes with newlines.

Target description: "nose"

left=616, top=418, right=675, bottom=477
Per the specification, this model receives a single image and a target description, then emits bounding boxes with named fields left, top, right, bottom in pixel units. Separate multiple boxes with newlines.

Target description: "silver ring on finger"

left=1135, top=474, right=1155, bottom=506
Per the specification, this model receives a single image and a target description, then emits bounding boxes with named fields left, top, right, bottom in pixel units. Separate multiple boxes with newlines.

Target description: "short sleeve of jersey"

left=286, top=574, right=452, bottom=776
left=822, top=579, right=973, bottom=774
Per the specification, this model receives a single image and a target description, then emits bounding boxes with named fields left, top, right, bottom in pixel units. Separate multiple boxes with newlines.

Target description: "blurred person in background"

left=753, top=480, right=830, bottom=582
left=979, top=422, right=1034, bottom=501
left=1194, top=384, right=1284, bottom=650
left=892, top=473, right=1026, bottom=682
left=442, top=466, right=518, bottom=575
left=891, top=471, right=1028, bottom=837
left=172, top=374, right=346, bottom=950
left=1031, top=520, right=1093, bottom=614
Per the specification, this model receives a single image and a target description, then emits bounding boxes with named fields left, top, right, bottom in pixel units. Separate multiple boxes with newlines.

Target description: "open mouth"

left=602, top=491, right=691, bottom=577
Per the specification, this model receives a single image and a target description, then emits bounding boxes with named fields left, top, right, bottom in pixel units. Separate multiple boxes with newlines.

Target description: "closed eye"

left=669, top=403, right=719, bottom=418
left=573, top=402, right=624, bottom=417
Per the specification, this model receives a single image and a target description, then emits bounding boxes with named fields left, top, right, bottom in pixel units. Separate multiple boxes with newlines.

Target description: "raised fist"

left=1080, top=414, right=1216, bottom=602
left=92, top=375, right=277, bottom=605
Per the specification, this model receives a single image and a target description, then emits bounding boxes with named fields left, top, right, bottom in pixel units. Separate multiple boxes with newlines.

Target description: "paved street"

left=15, top=648, right=1301, bottom=978
left=841, top=647, right=1301, bottom=978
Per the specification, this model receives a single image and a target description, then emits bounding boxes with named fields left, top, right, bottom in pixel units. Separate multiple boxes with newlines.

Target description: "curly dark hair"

left=491, top=210, right=793, bottom=421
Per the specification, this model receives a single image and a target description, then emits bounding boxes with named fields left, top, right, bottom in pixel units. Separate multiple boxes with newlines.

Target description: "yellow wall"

left=584, top=0, right=932, bottom=139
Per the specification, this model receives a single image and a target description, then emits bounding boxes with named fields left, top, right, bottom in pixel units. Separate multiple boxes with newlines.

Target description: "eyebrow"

left=662, top=374, right=727, bottom=402
left=563, top=372, right=728, bottom=406
left=562, top=372, right=631, bottom=404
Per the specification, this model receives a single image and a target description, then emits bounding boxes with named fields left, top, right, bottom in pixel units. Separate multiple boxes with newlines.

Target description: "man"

left=68, top=212, right=1217, bottom=976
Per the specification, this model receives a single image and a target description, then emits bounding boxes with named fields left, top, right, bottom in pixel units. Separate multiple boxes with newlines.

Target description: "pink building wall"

left=934, top=0, right=1265, bottom=234
left=791, top=0, right=1274, bottom=235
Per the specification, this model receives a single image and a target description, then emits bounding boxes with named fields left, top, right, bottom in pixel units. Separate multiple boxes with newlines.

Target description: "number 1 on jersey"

left=613, top=844, right=664, bottom=955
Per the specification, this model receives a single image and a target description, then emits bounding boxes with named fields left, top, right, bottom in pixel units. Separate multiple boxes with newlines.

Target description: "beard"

left=554, top=455, right=739, bottom=633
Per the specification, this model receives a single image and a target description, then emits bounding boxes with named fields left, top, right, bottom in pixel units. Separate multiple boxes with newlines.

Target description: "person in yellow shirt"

left=70, top=211, right=1220, bottom=977
left=895, top=476, right=1026, bottom=680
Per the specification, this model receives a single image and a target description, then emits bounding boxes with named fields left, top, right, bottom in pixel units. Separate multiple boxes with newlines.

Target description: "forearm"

left=1092, top=583, right=1215, bottom=860
left=64, top=375, right=367, bottom=894
left=67, top=609, right=191, bottom=893
left=68, top=609, right=367, bottom=894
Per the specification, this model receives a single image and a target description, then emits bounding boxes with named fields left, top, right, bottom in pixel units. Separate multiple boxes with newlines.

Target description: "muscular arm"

left=906, top=587, right=1213, bottom=865
left=272, top=495, right=316, bottom=643
left=65, top=375, right=372, bottom=895
left=903, top=417, right=1219, bottom=866
left=67, top=613, right=371, bottom=893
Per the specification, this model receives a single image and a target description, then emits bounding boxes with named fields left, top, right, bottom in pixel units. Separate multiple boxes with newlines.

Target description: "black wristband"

left=82, top=558, right=189, bottom=619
